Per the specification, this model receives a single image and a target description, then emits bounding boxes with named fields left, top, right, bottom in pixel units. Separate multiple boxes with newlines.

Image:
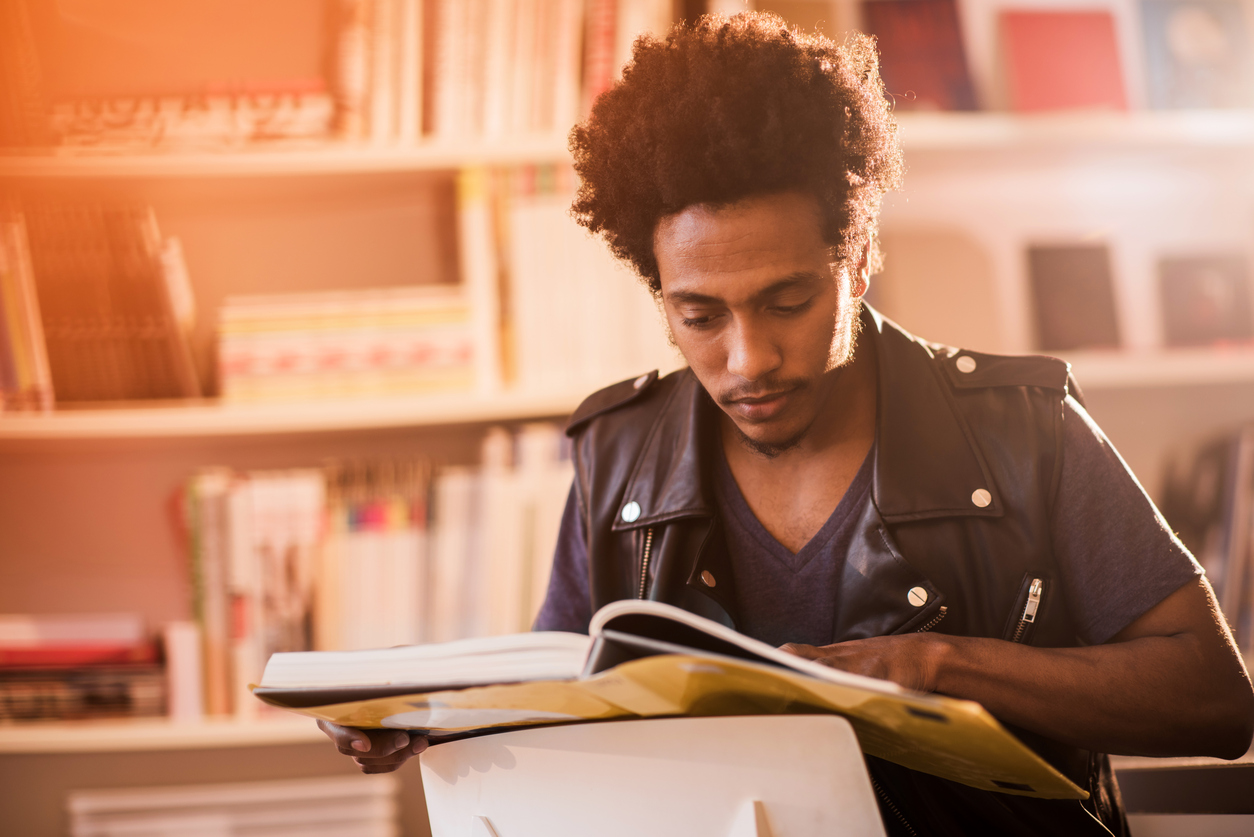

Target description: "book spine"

left=333, top=0, right=374, bottom=141
left=396, top=0, right=423, bottom=144
left=0, top=0, right=51, bottom=148
left=370, top=0, right=398, bottom=143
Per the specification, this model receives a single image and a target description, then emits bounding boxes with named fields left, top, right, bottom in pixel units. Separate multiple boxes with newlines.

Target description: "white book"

left=480, top=428, right=528, bottom=636
left=481, top=0, right=515, bottom=138
left=369, top=0, right=397, bottom=143
left=395, top=0, right=423, bottom=144
left=429, top=466, right=477, bottom=642
left=431, top=0, right=463, bottom=138
left=457, top=169, right=502, bottom=393
left=225, top=477, right=259, bottom=720
left=509, top=0, right=538, bottom=134
left=550, top=0, right=584, bottom=135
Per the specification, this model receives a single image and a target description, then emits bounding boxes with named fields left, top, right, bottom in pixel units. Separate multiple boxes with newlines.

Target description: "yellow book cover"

left=253, top=600, right=1085, bottom=800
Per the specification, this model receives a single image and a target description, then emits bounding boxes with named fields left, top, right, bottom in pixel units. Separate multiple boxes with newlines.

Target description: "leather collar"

left=611, top=305, right=1008, bottom=531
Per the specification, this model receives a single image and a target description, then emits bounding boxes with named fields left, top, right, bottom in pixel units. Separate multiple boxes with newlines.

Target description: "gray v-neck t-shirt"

left=711, top=441, right=874, bottom=649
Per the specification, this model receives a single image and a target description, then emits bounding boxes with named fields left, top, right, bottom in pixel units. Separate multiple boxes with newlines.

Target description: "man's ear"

left=853, top=241, right=871, bottom=298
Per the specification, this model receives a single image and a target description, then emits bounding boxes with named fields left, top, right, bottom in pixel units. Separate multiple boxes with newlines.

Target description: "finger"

left=779, top=642, right=820, bottom=659
left=410, top=735, right=430, bottom=756
left=318, top=720, right=372, bottom=753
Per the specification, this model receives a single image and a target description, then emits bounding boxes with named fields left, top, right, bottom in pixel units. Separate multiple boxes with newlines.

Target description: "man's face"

left=654, top=191, right=864, bottom=456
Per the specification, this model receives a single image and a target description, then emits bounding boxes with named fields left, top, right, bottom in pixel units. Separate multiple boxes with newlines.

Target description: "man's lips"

left=722, top=387, right=798, bottom=420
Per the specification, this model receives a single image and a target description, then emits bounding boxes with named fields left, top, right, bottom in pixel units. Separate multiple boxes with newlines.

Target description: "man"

left=322, top=13, right=1253, bottom=834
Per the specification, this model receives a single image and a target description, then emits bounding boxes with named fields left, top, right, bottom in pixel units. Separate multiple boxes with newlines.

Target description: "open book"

left=254, top=600, right=1085, bottom=800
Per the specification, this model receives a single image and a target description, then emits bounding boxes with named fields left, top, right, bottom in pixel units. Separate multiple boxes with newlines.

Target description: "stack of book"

left=428, top=423, right=573, bottom=642
left=861, top=0, right=1252, bottom=113
left=0, top=612, right=164, bottom=722
left=180, top=424, right=571, bottom=720
left=461, top=163, right=680, bottom=395
left=50, top=90, right=336, bottom=152
left=183, top=468, right=327, bottom=719
left=316, top=458, right=432, bottom=653
left=18, top=201, right=200, bottom=403
left=217, top=285, right=475, bottom=403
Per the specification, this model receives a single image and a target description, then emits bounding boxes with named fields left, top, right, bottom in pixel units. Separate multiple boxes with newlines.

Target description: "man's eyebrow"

left=666, top=272, right=825, bottom=305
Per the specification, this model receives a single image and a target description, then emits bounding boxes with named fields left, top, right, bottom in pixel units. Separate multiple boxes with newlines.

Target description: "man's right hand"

left=318, top=720, right=429, bottom=774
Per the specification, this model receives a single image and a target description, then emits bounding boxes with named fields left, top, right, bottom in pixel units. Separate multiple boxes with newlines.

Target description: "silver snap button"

left=971, top=488, right=992, bottom=508
left=956, top=356, right=977, bottom=374
left=620, top=501, right=641, bottom=523
left=907, top=586, right=929, bottom=607
left=633, top=374, right=649, bottom=390
left=700, top=570, right=717, bottom=587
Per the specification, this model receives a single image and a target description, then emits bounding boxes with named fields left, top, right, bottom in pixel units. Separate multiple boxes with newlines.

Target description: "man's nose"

left=726, top=318, right=782, bottom=381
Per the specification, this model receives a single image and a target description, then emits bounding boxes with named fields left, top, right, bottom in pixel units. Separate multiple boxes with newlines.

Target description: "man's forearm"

left=787, top=579, right=1254, bottom=758
left=927, top=630, right=1251, bottom=758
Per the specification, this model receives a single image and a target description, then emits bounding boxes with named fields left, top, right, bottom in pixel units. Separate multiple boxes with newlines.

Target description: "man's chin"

left=728, top=421, right=807, bottom=459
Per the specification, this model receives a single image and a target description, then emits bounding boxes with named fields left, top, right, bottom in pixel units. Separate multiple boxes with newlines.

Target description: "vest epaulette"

left=936, top=348, right=1072, bottom=393
left=565, top=369, right=660, bottom=436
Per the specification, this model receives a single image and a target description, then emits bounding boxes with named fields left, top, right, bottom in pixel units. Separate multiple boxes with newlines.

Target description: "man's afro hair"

left=569, top=12, right=904, bottom=295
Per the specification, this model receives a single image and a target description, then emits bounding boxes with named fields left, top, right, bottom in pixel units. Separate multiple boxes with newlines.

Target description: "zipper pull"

left=1022, top=578, right=1043, bottom=624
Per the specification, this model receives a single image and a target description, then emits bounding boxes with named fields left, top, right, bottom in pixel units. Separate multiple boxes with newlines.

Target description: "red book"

left=862, top=0, right=977, bottom=111
left=0, top=642, right=159, bottom=669
left=1001, top=10, right=1127, bottom=112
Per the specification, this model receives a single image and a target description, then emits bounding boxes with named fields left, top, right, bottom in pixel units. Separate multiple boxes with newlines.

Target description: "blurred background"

left=1, top=0, right=1252, bottom=834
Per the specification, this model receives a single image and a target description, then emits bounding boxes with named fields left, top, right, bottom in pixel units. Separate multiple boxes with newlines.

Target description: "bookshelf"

left=0, top=137, right=571, bottom=180
left=0, top=717, right=324, bottom=754
left=0, top=389, right=585, bottom=440
left=2, top=110, right=1252, bottom=182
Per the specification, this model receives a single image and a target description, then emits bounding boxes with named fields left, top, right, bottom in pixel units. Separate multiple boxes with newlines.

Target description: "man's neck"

left=719, top=335, right=877, bottom=553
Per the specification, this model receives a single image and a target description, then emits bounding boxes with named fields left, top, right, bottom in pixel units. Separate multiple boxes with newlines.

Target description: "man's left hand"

left=780, top=634, right=941, bottom=694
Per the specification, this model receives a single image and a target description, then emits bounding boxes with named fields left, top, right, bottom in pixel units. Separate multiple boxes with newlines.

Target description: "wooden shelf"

left=0, top=388, right=589, bottom=439
left=1064, top=348, right=1254, bottom=390
left=895, top=110, right=1254, bottom=152
left=0, top=136, right=570, bottom=179
left=2, top=349, right=1254, bottom=441
left=0, top=717, right=325, bottom=753
left=2, top=112, right=1252, bottom=181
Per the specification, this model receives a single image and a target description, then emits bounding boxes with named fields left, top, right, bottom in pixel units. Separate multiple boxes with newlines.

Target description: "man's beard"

left=726, top=419, right=808, bottom=459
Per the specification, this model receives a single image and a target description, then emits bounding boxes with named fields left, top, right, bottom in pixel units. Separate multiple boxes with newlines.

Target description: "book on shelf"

left=0, top=205, right=53, bottom=412
left=467, top=163, right=679, bottom=396
left=1001, top=10, right=1128, bottom=112
left=180, top=429, right=572, bottom=719
left=860, top=0, right=978, bottom=111
left=1141, top=0, right=1254, bottom=109
left=254, top=599, right=1086, bottom=800
left=1027, top=243, right=1122, bottom=351
left=217, top=284, right=475, bottom=403
left=0, top=0, right=52, bottom=148
left=26, top=0, right=335, bottom=151
left=185, top=468, right=326, bottom=718
left=0, top=612, right=164, bottom=722
left=0, top=612, right=156, bottom=668
left=1158, top=254, right=1253, bottom=347
left=21, top=201, right=201, bottom=403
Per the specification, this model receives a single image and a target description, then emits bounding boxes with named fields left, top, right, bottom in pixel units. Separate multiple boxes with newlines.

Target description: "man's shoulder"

left=564, top=367, right=691, bottom=437
left=872, top=308, right=1079, bottom=399
left=926, top=345, right=1073, bottom=393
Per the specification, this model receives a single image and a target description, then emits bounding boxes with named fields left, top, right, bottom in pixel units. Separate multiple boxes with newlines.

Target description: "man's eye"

left=680, top=315, right=714, bottom=328
left=772, top=298, right=814, bottom=316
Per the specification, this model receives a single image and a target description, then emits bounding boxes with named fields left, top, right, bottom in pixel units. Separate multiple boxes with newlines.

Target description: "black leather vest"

left=564, top=307, right=1126, bottom=836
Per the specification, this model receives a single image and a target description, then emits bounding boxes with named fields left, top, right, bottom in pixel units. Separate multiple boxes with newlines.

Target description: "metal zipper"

left=1011, top=577, right=1043, bottom=643
left=915, top=605, right=948, bottom=633
left=636, top=527, right=654, bottom=599
left=870, top=774, right=918, bottom=837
